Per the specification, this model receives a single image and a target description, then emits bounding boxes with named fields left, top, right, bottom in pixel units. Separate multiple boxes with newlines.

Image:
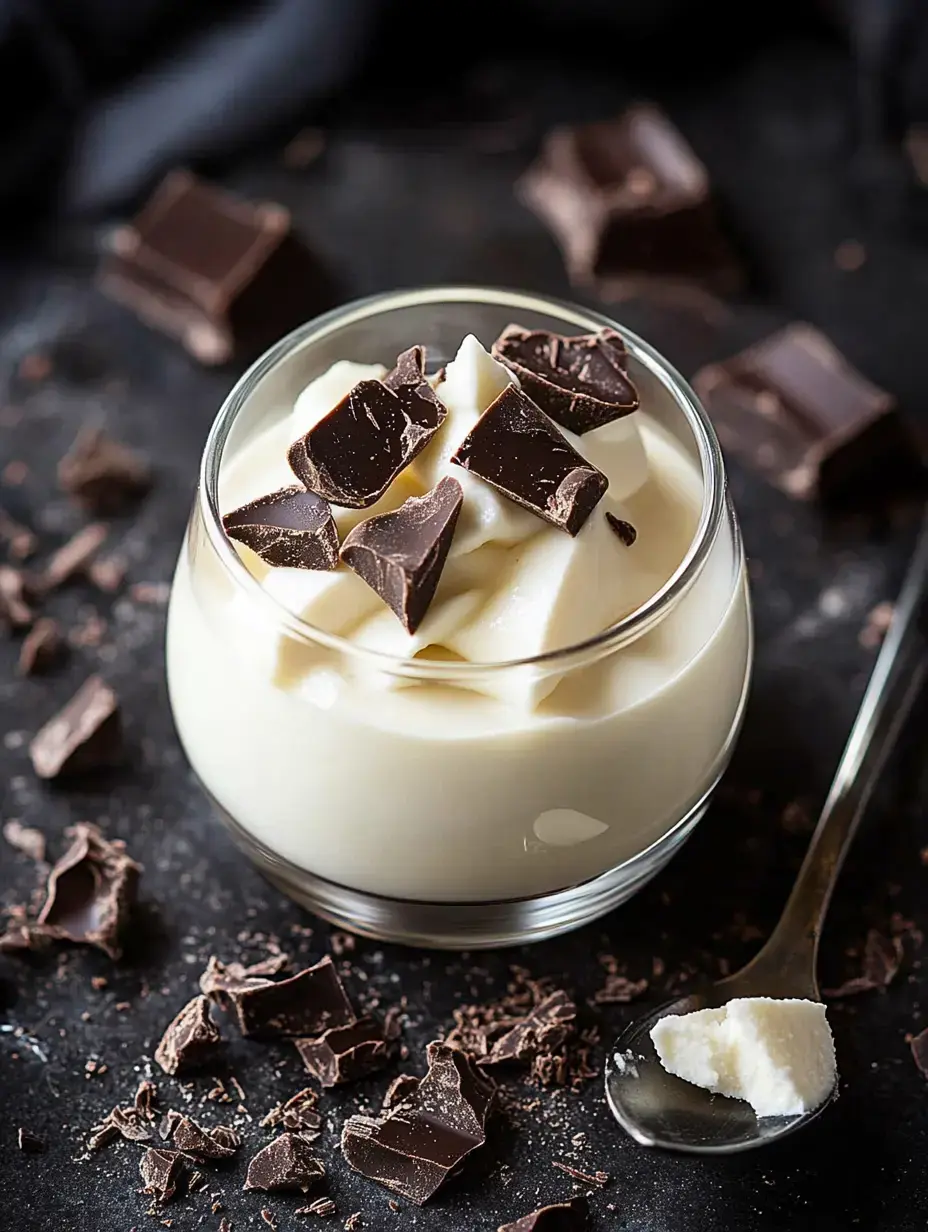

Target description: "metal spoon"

left=605, top=513, right=928, bottom=1154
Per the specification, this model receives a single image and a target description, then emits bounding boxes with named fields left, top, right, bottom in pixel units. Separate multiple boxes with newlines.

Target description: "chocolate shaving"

left=451, top=385, right=608, bottom=536
left=481, top=990, right=576, bottom=1067
left=18, top=618, right=63, bottom=676
left=340, top=476, right=463, bottom=633
left=17, top=1129, right=45, bottom=1155
left=139, top=1148, right=189, bottom=1203
left=0, top=507, right=37, bottom=560
left=294, top=1017, right=388, bottom=1087
left=824, top=929, right=904, bottom=998
left=288, top=347, right=446, bottom=508
left=2, top=819, right=46, bottom=862
left=341, top=1040, right=495, bottom=1205
left=260, top=1088, right=322, bottom=1132
left=592, top=968, right=649, bottom=1005
left=605, top=513, right=637, bottom=547
left=172, top=1116, right=241, bottom=1159
left=58, top=428, right=152, bottom=515
left=154, top=995, right=222, bottom=1075
left=498, top=1197, right=591, bottom=1231
left=0, top=565, right=33, bottom=629
left=244, top=1133, right=325, bottom=1193
left=551, top=1161, right=609, bottom=1187
left=35, top=523, right=107, bottom=593
left=29, top=676, right=124, bottom=779
left=37, top=822, right=139, bottom=958
left=296, top=1196, right=338, bottom=1216
left=492, top=325, right=638, bottom=433
left=223, top=487, right=339, bottom=570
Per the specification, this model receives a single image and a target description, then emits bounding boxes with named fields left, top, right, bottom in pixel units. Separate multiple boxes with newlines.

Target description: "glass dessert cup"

left=166, top=287, right=753, bottom=948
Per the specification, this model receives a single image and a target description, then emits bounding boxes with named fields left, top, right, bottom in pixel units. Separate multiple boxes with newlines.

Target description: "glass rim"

left=198, top=285, right=727, bottom=678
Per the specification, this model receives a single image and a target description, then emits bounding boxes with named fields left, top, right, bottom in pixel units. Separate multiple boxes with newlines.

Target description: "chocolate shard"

left=29, top=676, right=124, bottom=779
left=134, top=1080, right=158, bottom=1118
left=0, top=565, right=34, bottom=629
left=294, top=1017, right=388, bottom=1087
left=341, top=1040, right=495, bottom=1205
left=0, top=909, right=53, bottom=954
left=693, top=324, right=921, bottom=502
left=519, top=104, right=739, bottom=293
left=382, top=1074, right=420, bottom=1111
left=592, top=974, right=648, bottom=1004
left=58, top=427, right=152, bottom=516
left=824, top=929, right=904, bottom=999
left=139, top=1147, right=189, bottom=1203
left=451, top=386, right=608, bottom=535
left=37, top=822, right=139, bottom=959
left=99, top=170, right=328, bottom=365
left=154, top=995, right=222, bottom=1075
left=288, top=350, right=446, bottom=509
left=2, top=819, right=46, bottom=862
left=106, top=1105, right=156, bottom=1143
left=492, top=325, right=638, bottom=433
left=199, top=952, right=290, bottom=1000
left=171, top=1116, right=241, bottom=1159
left=223, top=486, right=339, bottom=570
left=481, top=990, right=576, bottom=1067
left=244, top=1133, right=325, bottom=1193
left=605, top=512, right=637, bottom=547
left=34, top=523, right=108, bottom=594
left=18, top=618, right=64, bottom=677
left=215, top=956, right=355, bottom=1039
left=340, top=476, right=463, bottom=633
left=260, top=1088, right=322, bottom=1132
left=499, top=1197, right=591, bottom=1231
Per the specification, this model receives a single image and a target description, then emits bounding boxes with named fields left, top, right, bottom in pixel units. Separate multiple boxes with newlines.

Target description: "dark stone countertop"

left=2, top=39, right=928, bottom=1232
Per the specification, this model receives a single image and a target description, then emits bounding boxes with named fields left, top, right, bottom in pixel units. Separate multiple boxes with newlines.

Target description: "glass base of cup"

left=206, top=785, right=718, bottom=949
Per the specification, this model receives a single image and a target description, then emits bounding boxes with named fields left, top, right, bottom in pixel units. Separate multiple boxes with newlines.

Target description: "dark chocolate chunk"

left=99, top=170, right=327, bottom=365
left=911, top=1027, right=928, bottom=1077
left=693, top=325, right=920, bottom=502
left=451, top=386, right=607, bottom=535
left=34, top=523, right=108, bottom=594
left=172, top=1116, right=241, bottom=1159
left=341, top=1040, right=495, bottom=1205
left=58, top=428, right=152, bottom=516
left=519, top=105, right=738, bottom=293
left=605, top=513, right=637, bottom=547
left=0, top=565, right=33, bottom=629
left=288, top=358, right=446, bottom=510
left=260, top=1088, right=322, bottom=1132
left=382, top=345, right=448, bottom=423
left=2, top=819, right=45, bottom=862
left=382, top=1074, right=420, bottom=1111
left=340, top=477, right=463, bottom=633
left=154, top=995, right=222, bottom=1075
left=244, top=1133, right=325, bottom=1193
left=499, top=1197, right=591, bottom=1231
left=294, top=1017, right=388, bottom=1087
left=0, top=912, right=52, bottom=954
left=29, top=676, right=124, bottom=779
left=0, top=507, right=37, bottom=560
left=139, top=1148, right=189, bottom=1203
left=492, top=325, right=638, bottom=433
left=135, top=1080, right=158, bottom=1118
left=200, top=952, right=290, bottom=999
left=37, top=822, right=139, bottom=958
left=18, top=618, right=64, bottom=677
left=824, top=929, right=904, bottom=998
left=17, top=1128, right=45, bottom=1155
left=223, top=486, right=338, bottom=570
left=216, top=956, right=355, bottom=1039
left=107, top=1105, right=156, bottom=1143
left=481, top=990, right=576, bottom=1067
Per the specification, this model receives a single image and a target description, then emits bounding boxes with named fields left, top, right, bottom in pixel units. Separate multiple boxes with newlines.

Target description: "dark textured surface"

left=2, top=40, right=928, bottom=1232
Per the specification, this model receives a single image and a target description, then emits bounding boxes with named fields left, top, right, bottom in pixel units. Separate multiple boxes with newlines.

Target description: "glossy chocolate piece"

left=154, top=995, right=221, bottom=1075
left=223, top=486, right=338, bottom=570
left=37, top=822, right=139, bottom=959
left=498, top=1197, right=591, bottom=1231
left=481, top=990, right=576, bottom=1067
left=171, top=1117, right=241, bottom=1159
left=605, top=512, right=637, bottom=547
left=139, top=1148, right=189, bottom=1203
left=294, top=1017, right=388, bottom=1087
left=218, top=956, right=355, bottom=1039
left=244, top=1134, right=325, bottom=1193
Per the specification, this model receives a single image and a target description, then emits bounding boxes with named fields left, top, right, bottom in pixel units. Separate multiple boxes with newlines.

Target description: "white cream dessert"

left=650, top=998, right=837, bottom=1118
left=167, top=322, right=751, bottom=903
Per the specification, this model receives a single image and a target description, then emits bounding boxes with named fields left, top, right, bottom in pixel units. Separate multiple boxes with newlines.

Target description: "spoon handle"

left=745, top=511, right=928, bottom=998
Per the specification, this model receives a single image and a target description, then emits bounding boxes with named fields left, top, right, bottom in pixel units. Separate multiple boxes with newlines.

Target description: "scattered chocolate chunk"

left=2, top=819, right=45, bottom=862
left=382, top=345, right=447, bottom=423
left=155, top=996, right=222, bottom=1075
left=172, top=1116, right=241, bottom=1159
left=518, top=105, right=738, bottom=293
left=135, top=1080, right=158, bottom=1118
left=18, top=618, right=64, bottom=676
left=605, top=512, right=637, bottom=547
left=295, top=1017, right=388, bottom=1087
left=37, top=822, right=139, bottom=958
left=200, top=952, right=290, bottom=999
left=329, top=931, right=356, bottom=957
left=911, top=1027, right=928, bottom=1077
left=29, top=676, right=124, bottom=779
left=498, top=1197, right=591, bottom=1231
left=214, top=956, right=355, bottom=1039
left=140, top=1148, right=189, bottom=1203
left=551, top=1161, right=609, bottom=1187
left=99, top=170, right=327, bottom=365
left=106, top=1105, right=156, bottom=1143
left=692, top=325, right=919, bottom=502
left=344, top=1213, right=362, bottom=1230
left=297, top=1197, right=337, bottom=1216
left=451, top=386, right=607, bottom=536
left=382, top=1075, right=420, bottom=1111
left=0, top=565, right=33, bottom=629
left=481, top=990, right=576, bottom=1067
left=244, top=1133, right=325, bottom=1193
left=492, top=325, right=638, bottom=432
left=33, top=523, right=108, bottom=595
left=88, top=555, right=128, bottom=594
left=261, top=1088, right=322, bottom=1132
left=223, top=487, right=339, bottom=570
left=57, top=428, right=150, bottom=514
left=593, top=958, right=649, bottom=1003
left=261, top=1211, right=277, bottom=1229
left=341, top=1041, right=495, bottom=1205
left=159, top=1110, right=184, bottom=1141
left=17, top=1128, right=45, bottom=1154
left=0, top=507, right=37, bottom=560
left=288, top=353, right=446, bottom=509
left=0, top=910, right=52, bottom=954
left=340, top=477, right=463, bottom=633
left=824, top=930, right=904, bottom=998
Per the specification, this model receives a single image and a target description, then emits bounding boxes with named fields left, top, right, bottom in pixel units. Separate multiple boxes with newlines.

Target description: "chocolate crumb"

left=592, top=958, right=648, bottom=1005
left=344, top=1214, right=362, bottom=1229
left=294, top=1016, right=388, bottom=1086
left=139, top=1148, right=189, bottom=1203
left=245, top=1134, right=325, bottom=1193
left=18, top=618, right=64, bottom=676
left=155, top=996, right=221, bottom=1075
left=30, top=676, right=124, bottom=779
left=0, top=565, right=34, bottom=629
left=17, top=1128, right=45, bottom=1154
left=135, top=1080, right=158, bottom=1117
left=58, top=427, right=152, bottom=516
left=2, top=819, right=45, bottom=862
left=605, top=512, right=637, bottom=547
left=551, top=1161, right=609, bottom=1187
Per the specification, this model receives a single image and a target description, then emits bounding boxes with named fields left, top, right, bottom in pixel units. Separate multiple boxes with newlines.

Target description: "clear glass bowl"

left=166, top=287, right=752, bottom=948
